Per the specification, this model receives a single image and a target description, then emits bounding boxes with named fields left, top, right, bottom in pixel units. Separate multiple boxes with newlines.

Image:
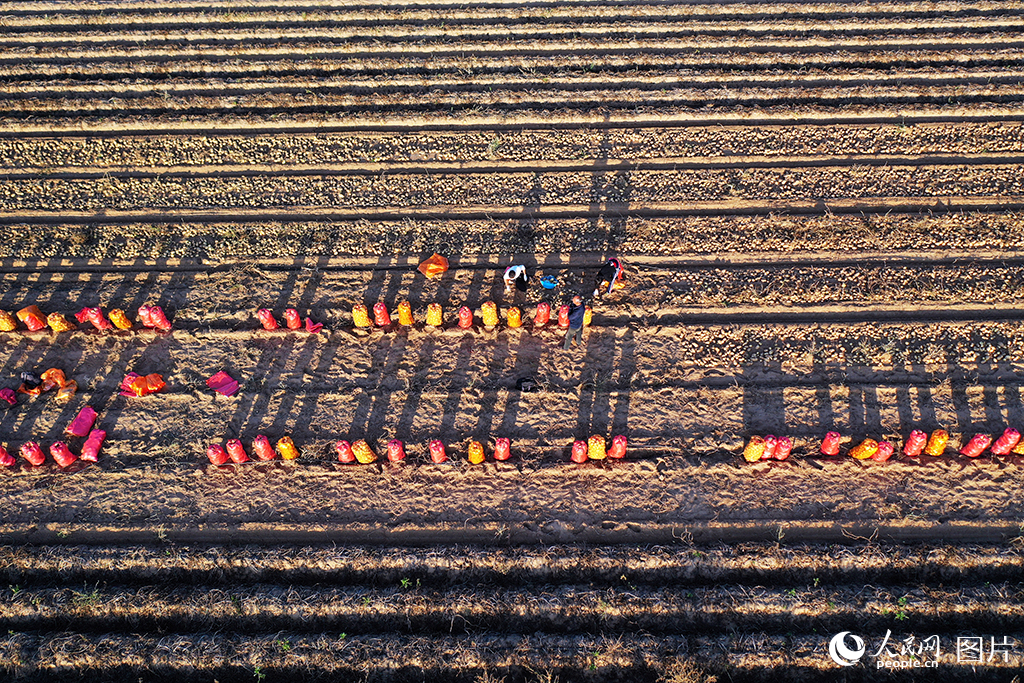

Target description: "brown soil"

left=1, top=1, right=1024, bottom=681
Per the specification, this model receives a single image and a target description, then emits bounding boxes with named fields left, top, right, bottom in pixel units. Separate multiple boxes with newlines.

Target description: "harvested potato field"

left=1, top=0, right=1024, bottom=681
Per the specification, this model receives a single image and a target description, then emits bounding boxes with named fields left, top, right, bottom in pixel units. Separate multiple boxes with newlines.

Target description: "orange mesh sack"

left=587, top=435, right=606, bottom=460
left=849, top=438, right=879, bottom=460
left=108, top=309, right=133, bottom=330
left=352, top=305, right=371, bottom=328
left=40, top=368, right=67, bottom=392
left=352, top=439, right=377, bottom=464
left=743, top=436, right=766, bottom=462
left=276, top=436, right=299, bottom=460
left=397, top=301, right=414, bottom=326
left=47, top=312, right=76, bottom=333
left=481, top=301, right=498, bottom=327
left=467, top=441, right=485, bottom=464
left=417, top=253, right=449, bottom=278
left=0, top=310, right=16, bottom=332
left=426, top=304, right=443, bottom=327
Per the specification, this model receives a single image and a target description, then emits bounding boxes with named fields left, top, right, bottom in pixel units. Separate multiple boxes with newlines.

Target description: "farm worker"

left=563, top=295, right=587, bottom=350
left=503, top=264, right=529, bottom=297
left=593, top=257, right=623, bottom=297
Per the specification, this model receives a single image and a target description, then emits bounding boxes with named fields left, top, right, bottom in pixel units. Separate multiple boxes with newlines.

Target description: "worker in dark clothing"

left=593, top=257, right=623, bottom=297
left=563, top=295, right=586, bottom=350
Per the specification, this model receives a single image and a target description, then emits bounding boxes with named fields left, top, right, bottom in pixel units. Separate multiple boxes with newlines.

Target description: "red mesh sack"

left=80, top=429, right=106, bottom=463
left=493, top=437, right=511, bottom=461
left=428, top=439, right=447, bottom=463
left=558, top=305, right=570, bottom=328
left=257, top=309, right=279, bottom=331
left=871, top=441, right=895, bottom=462
left=774, top=436, right=792, bottom=460
left=903, top=430, right=928, bottom=457
left=761, top=435, right=778, bottom=460
left=50, top=441, right=76, bottom=468
left=138, top=305, right=155, bottom=328
left=226, top=439, right=250, bottom=463
left=305, top=318, right=323, bottom=334
left=571, top=440, right=588, bottom=463
left=373, top=303, right=391, bottom=327
left=820, top=431, right=841, bottom=456
left=284, top=309, right=302, bottom=330
left=17, top=306, right=47, bottom=331
left=20, top=441, right=45, bottom=466
left=206, top=443, right=229, bottom=465
left=0, top=388, right=15, bottom=407
left=960, top=434, right=992, bottom=458
left=87, top=308, right=113, bottom=331
left=387, top=439, right=406, bottom=462
left=990, top=428, right=1020, bottom=456
left=66, top=405, right=97, bottom=438
left=533, top=302, right=550, bottom=327
left=252, top=435, right=276, bottom=461
left=458, top=306, right=473, bottom=329
left=0, top=445, right=14, bottom=467
left=149, top=306, right=172, bottom=331
left=608, top=435, right=627, bottom=459
left=335, top=440, right=355, bottom=464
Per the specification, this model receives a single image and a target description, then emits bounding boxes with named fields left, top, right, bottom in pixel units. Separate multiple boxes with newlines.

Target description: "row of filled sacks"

left=743, top=427, right=1024, bottom=463
left=0, top=305, right=171, bottom=333
left=344, top=301, right=592, bottom=329
left=2, top=406, right=105, bottom=468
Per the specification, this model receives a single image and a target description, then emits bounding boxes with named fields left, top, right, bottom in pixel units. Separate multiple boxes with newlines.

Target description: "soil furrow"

left=1, top=50, right=1020, bottom=84
left=3, top=542, right=1021, bottom=586
left=7, top=37, right=1024, bottom=64
left=3, top=2, right=1020, bottom=29
left=3, top=18, right=1021, bottom=47
left=0, top=82, right=1016, bottom=120
left=3, top=631, right=1021, bottom=683
left=1, top=122, right=1021, bottom=168
left=4, top=209, right=1024, bottom=262
left=2, top=167, right=1023, bottom=213
left=6, top=153, right=1024, bottom=180
left=5, top=583, right=1023, bottom=637
left=1, top=68, right=1021, bottom=99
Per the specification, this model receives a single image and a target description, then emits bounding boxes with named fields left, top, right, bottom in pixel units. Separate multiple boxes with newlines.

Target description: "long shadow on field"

left=739, top=363, right=788, bottom=436
left=390, top=260, right=468, bottom=445
left=494, top=331, right=545, bottom=440
left=810, top=335, right=837, bottom=433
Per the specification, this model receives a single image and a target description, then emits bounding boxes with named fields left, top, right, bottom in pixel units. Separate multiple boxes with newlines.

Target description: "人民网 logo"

left=829, top=632, right=866, bottom=666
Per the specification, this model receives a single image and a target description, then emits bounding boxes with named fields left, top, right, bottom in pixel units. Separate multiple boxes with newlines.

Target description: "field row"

left=6, top=582, right=1022, bottom=635
left=1, top=542, right=1022, bottom=681
left=3, top=50, right=1022, bottom=83
left=1, top=212, right=1019, bottom=260
left=3, top=543, right=1020, bottom=586
left=6, top=18, right=1024, bottom=45
left=0, top=81, right=1018, bottom=121
left=3, top=123, right=1022, bottom=167
left=1, top=167, right=1021, bottom=211
left=5, top=630, right=1020, bottom=682
left=7, top=261, right=1024, bottom=310
left=3, top=1, right=1019, bottom=27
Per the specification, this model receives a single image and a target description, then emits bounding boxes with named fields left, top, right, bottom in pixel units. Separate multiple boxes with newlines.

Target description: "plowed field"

left=1, top=1, right=1024, bottom=681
